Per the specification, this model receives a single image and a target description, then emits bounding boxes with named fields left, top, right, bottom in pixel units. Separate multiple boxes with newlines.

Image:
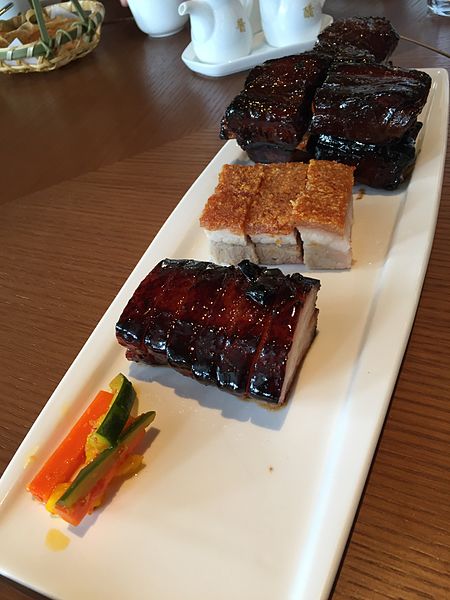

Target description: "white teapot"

left=127, top=0, right=188, bottom=38
left=260, top=0, right=325, bottom=48
left=179, top=0, right=254, bottom=64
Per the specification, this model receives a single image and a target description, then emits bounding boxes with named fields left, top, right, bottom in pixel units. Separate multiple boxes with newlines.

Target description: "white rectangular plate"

left=0, top=69, right=448, bottom=600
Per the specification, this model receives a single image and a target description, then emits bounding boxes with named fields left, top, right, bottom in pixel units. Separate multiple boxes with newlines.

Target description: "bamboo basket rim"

left=0, top=1, right=104, bottom=72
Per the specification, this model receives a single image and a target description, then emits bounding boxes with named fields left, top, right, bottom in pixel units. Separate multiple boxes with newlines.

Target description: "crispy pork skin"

left=200, top=161, right=354, bottom=269
left=116, top=260, right=320, bottom=406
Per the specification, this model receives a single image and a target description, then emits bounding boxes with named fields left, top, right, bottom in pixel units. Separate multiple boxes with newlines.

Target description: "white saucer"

left=181, top=14, right=333, bottom=77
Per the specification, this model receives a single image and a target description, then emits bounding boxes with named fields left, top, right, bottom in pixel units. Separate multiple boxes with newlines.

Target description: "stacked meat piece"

left=220, top=17, right=432, bottom=189
left=314, top=15, right=399, bottom=62
left=312, top=62, right=431, bottom=188
left=116, top=259, right=320, bottom=406
left=220, top=51, right=331, bottom=164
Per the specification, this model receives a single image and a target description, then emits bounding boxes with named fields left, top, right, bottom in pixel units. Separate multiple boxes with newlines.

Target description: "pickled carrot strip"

left=27, top=390, right=114, bottom=503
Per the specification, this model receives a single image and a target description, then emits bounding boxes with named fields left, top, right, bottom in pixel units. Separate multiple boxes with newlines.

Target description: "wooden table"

left=1, top=1, right=449, bottom=598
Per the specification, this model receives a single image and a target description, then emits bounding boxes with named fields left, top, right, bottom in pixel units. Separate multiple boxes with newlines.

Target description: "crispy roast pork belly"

left=314, top=16, right=399, bottom=63
left=220, top=52, right=330, bottom=163
left=315, top=122, right=422, bottom=190
left=246, top=162, right=308, bottom=265
left=311, top=62, right=431, bottom=145
left=199, top=164, right=263, bottom=264
left=116, top=259, right=320, bottom=406
left=292, top=160, right=355, bottom=269
left=200, top=160, right=355, bottom=269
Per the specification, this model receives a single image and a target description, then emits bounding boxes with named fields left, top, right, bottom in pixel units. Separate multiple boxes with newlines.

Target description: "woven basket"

left=0, top=0, right=104, bottom=73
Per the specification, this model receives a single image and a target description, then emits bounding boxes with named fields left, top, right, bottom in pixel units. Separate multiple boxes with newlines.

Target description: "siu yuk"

left=200, top=160, right=355, bottom=269
left=291, top=160, right=354, bottom=269
left=198, top=163, right=263, bottom=264
left=116, top=259, right=321, bottom=407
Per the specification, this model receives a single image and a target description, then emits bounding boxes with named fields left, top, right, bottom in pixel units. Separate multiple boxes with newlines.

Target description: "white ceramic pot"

left=260, top=0, right=325, bottom=48
left=179, top=0, right=253, bottom=64
left=128, top=0, right=188, bottom=38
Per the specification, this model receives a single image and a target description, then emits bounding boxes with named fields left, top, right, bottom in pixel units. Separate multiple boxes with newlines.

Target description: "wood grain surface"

left=1, top=1, right=449, bottom=598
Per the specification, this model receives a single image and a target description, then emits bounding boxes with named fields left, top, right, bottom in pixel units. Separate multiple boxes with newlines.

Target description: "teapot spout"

left=178, top=1, right=195, bottom=17
left=178, top=1, right=214, bottom=43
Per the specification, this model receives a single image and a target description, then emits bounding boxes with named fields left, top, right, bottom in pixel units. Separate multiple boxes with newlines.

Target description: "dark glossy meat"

left=221, top=91, right=311, bottom=149
left=247, top=273, right=319, bottom=404
left=143, top=260, right=210, bottom=364
left=116, top=259, right=211, bottom=365
left=244, top=136, right=314, bottom=164
left=315, top=16, right=399, bottom=63
left=116, top=259, right=190, bottom=363
left=116, top=260, right=320, bottom=406
left=243, top=52, right=331, bottom=91
left=220, top=52, right=330, bottom=155
left=311, top=63, right=431, bottom=144
left=314, top=123, right=422, bottom=189
left=216, top=18, right=431, bottom=186
left=215, top=282, right=268, bottom=395
left=166, top=265, right=229, bottom=375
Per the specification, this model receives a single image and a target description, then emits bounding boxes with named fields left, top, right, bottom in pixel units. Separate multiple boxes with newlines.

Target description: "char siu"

left=116, top=259, right=320, bottom=406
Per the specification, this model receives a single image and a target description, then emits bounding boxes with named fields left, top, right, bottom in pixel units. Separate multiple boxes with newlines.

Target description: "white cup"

left=127, top=0, right=188, bottom=37
left=260, top=0, right=325, bottom=48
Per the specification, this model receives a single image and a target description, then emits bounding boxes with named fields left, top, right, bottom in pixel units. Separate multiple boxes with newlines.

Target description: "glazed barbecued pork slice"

left=190, top=266, right=248, bottom=384
left=247, top=272, right=319, bottom=404
left=116, top=259, right=191, bottom=364
left=166, top=265, right=229, bottom=376
left=214, top=266, right=272, bottom=396
left=315, top=16, right=400, bottom=63
left=220, top=52, right=330, bottom=164
left=310, top=62, right=431, bottom=145
left=314, top=122, right=422, bottom=189
left=142, top=260, right=211, bottom=364
left=116, top=260, right=320, bottom=407
left=116, top=259, right=211, bottom=365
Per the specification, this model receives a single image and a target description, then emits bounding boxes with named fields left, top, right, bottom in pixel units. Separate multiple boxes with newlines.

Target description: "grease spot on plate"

left=45, top=529, right=70, bottom=552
